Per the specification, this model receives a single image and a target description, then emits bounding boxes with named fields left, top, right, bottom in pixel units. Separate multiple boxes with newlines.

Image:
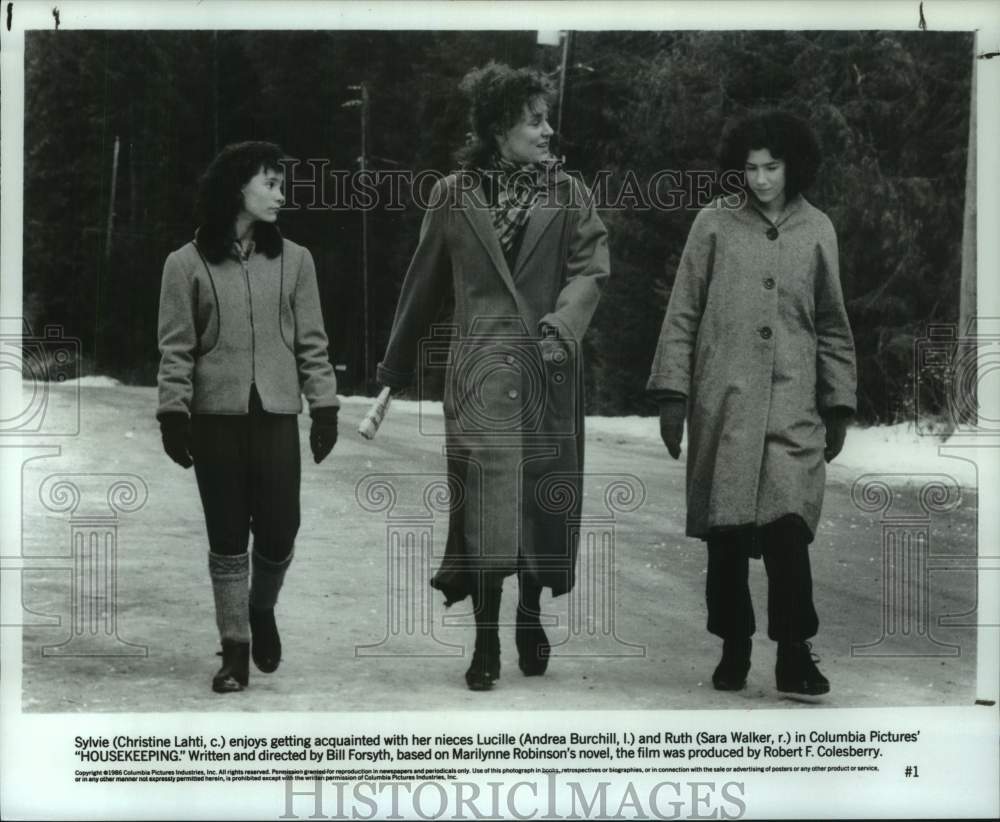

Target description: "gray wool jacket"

left=156, top=237, right=339, bottom=417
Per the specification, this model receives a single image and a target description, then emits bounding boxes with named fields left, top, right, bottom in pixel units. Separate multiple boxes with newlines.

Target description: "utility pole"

left=344, top=84, right=371, bottom=392
left=96, top=135, right=120, bottom=366
left=556, top=31, right=573, bottom=138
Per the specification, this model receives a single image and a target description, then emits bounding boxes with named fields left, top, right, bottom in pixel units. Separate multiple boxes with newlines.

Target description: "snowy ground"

left=58, top=379, right=979, bottom=487
left=338, top=394, right=980, bottom=489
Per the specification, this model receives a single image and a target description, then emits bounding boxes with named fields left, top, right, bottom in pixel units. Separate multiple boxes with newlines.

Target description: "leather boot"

left=776, top=640, right=830, bottom=695
left=515, top=577, right=550, bottom=676
left=466, top=584, right=502, bottom=691
left=212, top=639, right=250, bottom=693
left=712, top=638, right=752, bottom=691
left=249, top=551, right=292, bottom=673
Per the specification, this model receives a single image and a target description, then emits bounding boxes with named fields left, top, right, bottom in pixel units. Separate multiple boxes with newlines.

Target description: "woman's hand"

left=309, top=406, right=339, bottom=464
left=659, top=398, right=686, bottom=459
left=822, top=410, right=849, bottom=463
left=159, top=413, right=193, bottom=468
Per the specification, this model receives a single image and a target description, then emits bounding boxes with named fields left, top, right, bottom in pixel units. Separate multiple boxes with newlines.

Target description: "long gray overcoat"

left=378, top=171, right=610, bottom=602
left=647, top=195, right=856, bottom=541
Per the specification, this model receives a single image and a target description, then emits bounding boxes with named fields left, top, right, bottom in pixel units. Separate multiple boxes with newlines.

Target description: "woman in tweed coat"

left=156, top=141, right=340, bottom=693
left=378, top=63, right=610, bottom=691
left=647, top=111, right=856, bottom=696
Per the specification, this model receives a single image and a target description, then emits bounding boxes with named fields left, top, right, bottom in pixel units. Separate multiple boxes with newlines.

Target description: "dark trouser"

left=705, top=515, right=819, bottom=642
left=191, top=386, right=300, bottom=561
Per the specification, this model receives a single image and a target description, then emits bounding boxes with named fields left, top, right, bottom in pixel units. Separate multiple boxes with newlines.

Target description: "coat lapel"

left=512, top=176, right=570, bottom=279
left=460, top=185, right=521, bottom=300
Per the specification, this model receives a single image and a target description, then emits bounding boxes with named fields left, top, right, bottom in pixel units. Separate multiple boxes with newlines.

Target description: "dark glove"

left=659, top=397, right=686, bottom=460
left=158, top=413, right=193, bottom=469
left=822, top=409, right=850, bottom=463
left=309, top=406, right=339, bottom=464
left=539, top=325, right=568, bottom=365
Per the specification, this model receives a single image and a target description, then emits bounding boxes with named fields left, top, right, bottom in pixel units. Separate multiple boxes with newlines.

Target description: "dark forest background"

left=23, top=29, right=973, bottom=423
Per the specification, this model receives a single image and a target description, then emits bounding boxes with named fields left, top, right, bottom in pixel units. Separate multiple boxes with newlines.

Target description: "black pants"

left=705, top=515, right=819, bottom=642
left=191, top=387, right=300, bottom=561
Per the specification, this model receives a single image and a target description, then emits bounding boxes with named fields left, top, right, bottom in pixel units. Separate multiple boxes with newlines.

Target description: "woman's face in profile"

left=496, top=98, right=554, bottom=165
left=240, top=166, right=285, bottom=224
left=744, top=148, right=787, bottom=208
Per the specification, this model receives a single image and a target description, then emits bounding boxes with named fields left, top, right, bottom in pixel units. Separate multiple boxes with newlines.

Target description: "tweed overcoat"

left=377, top=171, right=610, bottom=601
left=647, top=195, right=856, bottom=541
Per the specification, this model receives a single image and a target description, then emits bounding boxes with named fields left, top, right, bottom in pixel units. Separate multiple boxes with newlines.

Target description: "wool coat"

left=157, top=238, right=339, bottom=417
left=647, top=195, right=856, bottom=541
left=377, top=171, right=610, bottom=601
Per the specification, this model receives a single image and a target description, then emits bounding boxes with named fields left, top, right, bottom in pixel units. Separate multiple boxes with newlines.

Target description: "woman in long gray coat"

left=647, top=110, right=856, bottom=696
left=377, top=63, right=609, bottom=691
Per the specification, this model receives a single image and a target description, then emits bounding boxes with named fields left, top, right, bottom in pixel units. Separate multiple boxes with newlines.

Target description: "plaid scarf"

left=480, top=156, right=555, bottom=254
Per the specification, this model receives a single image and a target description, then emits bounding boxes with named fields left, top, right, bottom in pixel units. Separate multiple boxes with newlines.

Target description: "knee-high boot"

left=466, top=577, right=503, bottom=691
left=208, top=552, right=250, bottom=693
left=249, top=550, right=292, bottom=673
left=515, top=573, right=550, bottom=676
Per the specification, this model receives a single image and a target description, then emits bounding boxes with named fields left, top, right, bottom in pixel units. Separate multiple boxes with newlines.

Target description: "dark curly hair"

left=716, top=109, right=821, bottom=201
left=455, top=62, right=555, bottom=169
left=194, top=141, right=286, bottom=263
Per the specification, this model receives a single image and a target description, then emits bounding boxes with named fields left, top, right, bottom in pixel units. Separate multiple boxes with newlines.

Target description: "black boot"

left=712, top=638, right=752, bottom=691
left=776, top=641, right=830, bottom=695
left=212, top=639, right=250, bottom=693
left=249, top=605, right=281, bottom=673
left=515, top=578, right=550, bottom=676
left=466, top=585, right=502, bottom=691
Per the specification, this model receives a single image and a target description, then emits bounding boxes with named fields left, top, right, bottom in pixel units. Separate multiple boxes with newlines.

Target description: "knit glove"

left=158, top=413, right=193, bottom=469
left=659, top=397, right=686, bottom=460
left=309, top=406, right=339, bottom=464
left=822, top=409, right=850, bottom=463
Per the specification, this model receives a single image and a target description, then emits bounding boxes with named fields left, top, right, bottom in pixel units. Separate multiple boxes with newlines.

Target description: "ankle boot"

left=212, top=639, right=250, bottom=693
left=466, top=585, right=502, bottom=691
left=712, top=638, right=752, bottom=691
left=249, top=550, right=292, bottom=673
left=515, top=581, right=550, bottom=676
left=776, top=640, right=830, bottom=695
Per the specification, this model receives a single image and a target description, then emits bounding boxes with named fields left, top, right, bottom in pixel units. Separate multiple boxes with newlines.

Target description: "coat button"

left=504, top=354, right=515, bottom=365
left=507, top=389, right=519, bottom=399
left=766, top=227, right=779, bottom=240
left=763, top=277, right=775, bottom=289
left=759, top=326, right=773, bottom=340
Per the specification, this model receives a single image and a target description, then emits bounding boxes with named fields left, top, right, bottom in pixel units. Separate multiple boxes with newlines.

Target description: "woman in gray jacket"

left=648, top=111, right=856, bottom=697
left=156, top=141, right=340, bottom=693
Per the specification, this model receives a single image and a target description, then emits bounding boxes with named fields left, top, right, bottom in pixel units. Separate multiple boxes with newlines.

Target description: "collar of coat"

left=453, top=168, right=579, bottom=284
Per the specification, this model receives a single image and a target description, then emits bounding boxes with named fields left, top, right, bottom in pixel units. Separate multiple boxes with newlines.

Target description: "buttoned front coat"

left=377, top=171, right=610, bottom=601
left=647, top=195, right=856, bottom=540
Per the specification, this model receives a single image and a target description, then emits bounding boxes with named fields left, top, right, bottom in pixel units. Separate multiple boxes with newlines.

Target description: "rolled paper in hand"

left=358, top=386, right=392, bottom=440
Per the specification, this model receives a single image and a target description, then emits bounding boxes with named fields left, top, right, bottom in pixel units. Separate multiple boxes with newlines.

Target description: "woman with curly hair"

left=156, top=141, right=340, bottom=693
left=648, top=110, right=856, bottom=697
left=377, top=63, right=610, bottom=691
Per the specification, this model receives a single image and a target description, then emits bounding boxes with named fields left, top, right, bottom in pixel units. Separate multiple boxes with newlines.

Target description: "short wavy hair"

left=194, top=140, right=286, bottom=263
left=717, top=109, right=821, bottom=201
left=455, top=62, right=555, bottom=169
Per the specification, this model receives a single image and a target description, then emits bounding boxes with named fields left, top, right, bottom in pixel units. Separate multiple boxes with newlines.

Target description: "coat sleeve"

left=376, top=179, right=453, bottom=389
left=292, top=247, right=340, bottom=411
left=646, top=207, right=716, bottom=397
left=814, top=219, right=857, bottom=414
left=156, top=250, right=197, bottom=418
left=538, top=183, right=610, bottom=343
